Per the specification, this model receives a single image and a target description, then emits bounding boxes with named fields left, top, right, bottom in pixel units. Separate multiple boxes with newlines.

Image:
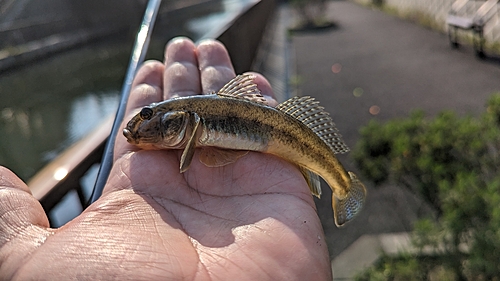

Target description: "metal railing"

left=27, top=0, right=277, bottom=226
left=448, top=0, right=498, bottom=25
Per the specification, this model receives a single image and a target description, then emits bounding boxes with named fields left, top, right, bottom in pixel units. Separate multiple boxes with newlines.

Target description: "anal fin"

left=299, top=167, right=322, bottom=198
left=199, top=147, right=248, bottom=167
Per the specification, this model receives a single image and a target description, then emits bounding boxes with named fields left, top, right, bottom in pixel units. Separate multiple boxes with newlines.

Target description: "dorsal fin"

left=276, top=96, right=349, bottom=154
left=217, top=74, right=268, bottom=105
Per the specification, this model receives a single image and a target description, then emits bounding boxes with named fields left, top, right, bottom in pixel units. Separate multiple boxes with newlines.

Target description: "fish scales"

left=138, top=95, right=351, bottom=198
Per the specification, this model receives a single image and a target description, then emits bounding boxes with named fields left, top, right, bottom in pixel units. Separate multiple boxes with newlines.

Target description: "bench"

left=446, top=0, right=498, bottom=57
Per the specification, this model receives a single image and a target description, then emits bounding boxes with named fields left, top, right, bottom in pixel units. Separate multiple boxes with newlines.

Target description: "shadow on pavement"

left=288, top=21, right=340, bottom=34
left=482, top=53, right=500, bottom=66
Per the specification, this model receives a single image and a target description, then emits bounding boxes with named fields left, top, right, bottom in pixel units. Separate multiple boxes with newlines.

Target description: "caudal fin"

left=332, top=172, right=366, bottom=227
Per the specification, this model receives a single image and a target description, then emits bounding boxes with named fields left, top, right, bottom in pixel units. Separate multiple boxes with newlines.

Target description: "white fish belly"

left=198, top=127, right=268, bottom=151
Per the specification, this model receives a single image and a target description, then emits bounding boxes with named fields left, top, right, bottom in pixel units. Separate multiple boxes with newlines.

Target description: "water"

left=0, top=0, right=254, bottom=183
left=0, top=40, right=129, bottom=181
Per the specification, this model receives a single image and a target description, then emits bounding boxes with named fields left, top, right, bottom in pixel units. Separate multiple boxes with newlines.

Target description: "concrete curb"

left=331, top=232, right=413, bottom=280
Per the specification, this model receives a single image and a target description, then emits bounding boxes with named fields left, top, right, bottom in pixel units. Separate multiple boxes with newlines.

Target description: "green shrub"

left=353, top=93, right=500, bottom=280
left=355, top=255, right=427, bottom=281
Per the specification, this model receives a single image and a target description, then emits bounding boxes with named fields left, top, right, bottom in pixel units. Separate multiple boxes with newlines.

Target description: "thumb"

left=0, top=166, right=52, bottom=278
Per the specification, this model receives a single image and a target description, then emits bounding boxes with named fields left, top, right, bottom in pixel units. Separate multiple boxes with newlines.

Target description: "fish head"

left=123, top=106, right=190, bottom=149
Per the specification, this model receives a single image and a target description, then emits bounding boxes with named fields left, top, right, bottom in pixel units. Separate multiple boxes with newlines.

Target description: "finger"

left=0, top=166, right=31, bottom=194
left=0, top=167, right=51, bottom=248
left=243, top=71, right=278, bottom=107
left=164, top=37, right=200, bottom=99
left=116, top=61, right=164, bottom=160
left=125, top=60, right=164, bottom=114
left=0, top=167, right=52, bottom=279
left=197, top=39, right=235, bottom=94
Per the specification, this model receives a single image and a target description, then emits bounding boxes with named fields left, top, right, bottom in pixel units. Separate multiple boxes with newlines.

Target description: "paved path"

left=290, top=0, right=500, bottom=275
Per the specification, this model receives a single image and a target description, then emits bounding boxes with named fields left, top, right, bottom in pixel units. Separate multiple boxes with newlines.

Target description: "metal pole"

left=90, top=0, right=162, bottom=204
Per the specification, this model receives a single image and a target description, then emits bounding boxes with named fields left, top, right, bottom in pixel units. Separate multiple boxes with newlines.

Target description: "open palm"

left=0, top=38, right=331, bottom=280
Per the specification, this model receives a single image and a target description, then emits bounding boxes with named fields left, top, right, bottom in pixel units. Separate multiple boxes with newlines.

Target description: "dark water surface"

left=0, top=39, right=129, bottom=181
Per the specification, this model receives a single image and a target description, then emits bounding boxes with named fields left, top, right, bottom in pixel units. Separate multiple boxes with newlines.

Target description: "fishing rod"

left=90, top=0, right=162, bottom=204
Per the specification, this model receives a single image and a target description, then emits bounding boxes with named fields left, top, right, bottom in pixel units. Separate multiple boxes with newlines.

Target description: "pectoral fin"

left=199, top=147, right=248, bottom=167
left=179, top=113, right=201, bottom=173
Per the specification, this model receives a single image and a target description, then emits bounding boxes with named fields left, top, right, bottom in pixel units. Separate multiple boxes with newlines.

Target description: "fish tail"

left=332, top=171, right=366, bottom=227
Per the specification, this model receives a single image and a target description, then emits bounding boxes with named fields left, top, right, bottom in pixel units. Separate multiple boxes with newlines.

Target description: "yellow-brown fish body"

left=123, top=75, right=366, bottom=226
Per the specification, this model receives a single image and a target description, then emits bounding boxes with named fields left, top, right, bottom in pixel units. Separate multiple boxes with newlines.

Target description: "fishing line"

left=88, top=0, right=162, bottom=205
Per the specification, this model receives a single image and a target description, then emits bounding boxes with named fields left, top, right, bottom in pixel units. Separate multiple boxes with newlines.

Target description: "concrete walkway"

left=290, top=0, right=500, bottom=279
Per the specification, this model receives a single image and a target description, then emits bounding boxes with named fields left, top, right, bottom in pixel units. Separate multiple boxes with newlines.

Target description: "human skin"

left=0, top=38, right=332, bottom=280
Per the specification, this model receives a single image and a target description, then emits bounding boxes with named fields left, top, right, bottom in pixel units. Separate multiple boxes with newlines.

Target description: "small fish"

left=123, top=74, right=366, bottom=226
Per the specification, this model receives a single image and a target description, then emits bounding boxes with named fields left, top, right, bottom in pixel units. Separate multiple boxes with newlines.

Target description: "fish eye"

left=139, top=107, right=153, bottom=120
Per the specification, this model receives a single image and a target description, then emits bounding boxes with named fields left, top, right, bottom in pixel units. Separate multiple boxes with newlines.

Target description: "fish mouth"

left=123, top=128, right=158, bottom=145
left=123, top=128, right=135, bottom=143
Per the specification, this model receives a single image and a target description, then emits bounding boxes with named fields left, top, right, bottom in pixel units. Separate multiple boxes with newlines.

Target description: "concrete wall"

left=355, top=0, right=500, bottom=43
left=213, top=0, right=277, bottom=73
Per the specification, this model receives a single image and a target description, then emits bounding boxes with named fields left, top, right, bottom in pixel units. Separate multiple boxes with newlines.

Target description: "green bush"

left=353, top=93, right=500, bottom=280
left=355, top=255, right=426, bottom=281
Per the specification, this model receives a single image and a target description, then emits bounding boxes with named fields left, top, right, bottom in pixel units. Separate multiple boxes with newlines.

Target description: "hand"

left=0, top=38, right=331, bottom=280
